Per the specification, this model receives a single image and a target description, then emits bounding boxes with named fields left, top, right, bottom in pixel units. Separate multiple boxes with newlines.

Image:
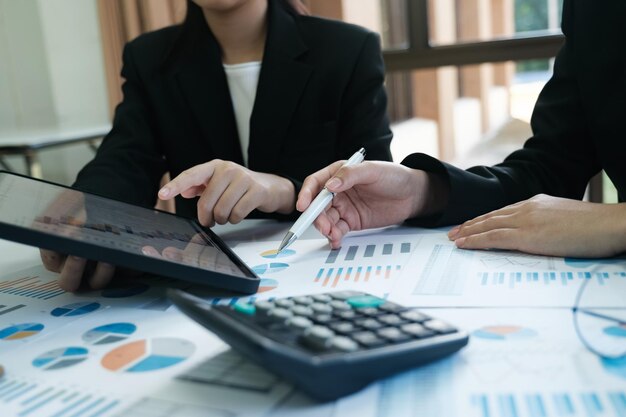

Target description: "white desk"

left=0, top=125, right=110, bottom=178
left=0, top=221, right=624, bottom=417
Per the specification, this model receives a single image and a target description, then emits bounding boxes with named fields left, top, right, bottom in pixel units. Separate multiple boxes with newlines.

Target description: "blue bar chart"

left=477, top=271, right=617, bottom=289
left=0, top=377, right=121, bottom=417
left=0, top=276, right=64, bottom=300
left=470, top=392, right=626, bottom=417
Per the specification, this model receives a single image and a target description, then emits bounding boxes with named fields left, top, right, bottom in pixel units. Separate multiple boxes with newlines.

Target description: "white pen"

left=277, top=148, right=366, bottom=253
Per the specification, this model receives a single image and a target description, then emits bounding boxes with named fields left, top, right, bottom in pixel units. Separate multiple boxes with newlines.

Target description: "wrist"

left=410, top=170, right=449, bottom=219
left=270, top=175, right=296, bottom=214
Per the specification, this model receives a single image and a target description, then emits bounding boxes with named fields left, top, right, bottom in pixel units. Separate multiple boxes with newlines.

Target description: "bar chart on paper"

left=0, top=275, right=65, bottom=300
left=470, top=392, right=626, bottom=417
left=0, top=376, right=123, bottom=417
left=391, top=235, right=626, bottom=308
left=230, top=234, right=419, bottom=302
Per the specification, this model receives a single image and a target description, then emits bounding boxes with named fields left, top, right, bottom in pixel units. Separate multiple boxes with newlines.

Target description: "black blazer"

left=74, top=0, right=392, bottom=219
left=403, top=0, right=626, bottom=226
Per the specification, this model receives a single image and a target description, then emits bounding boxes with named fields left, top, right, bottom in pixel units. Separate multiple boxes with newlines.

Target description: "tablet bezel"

left=0, top=171, right=260, bottom=294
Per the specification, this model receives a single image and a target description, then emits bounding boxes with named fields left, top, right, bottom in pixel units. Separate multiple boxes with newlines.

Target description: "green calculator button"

left=234, top=302, right=256, bottom=315
left=346, top=295, right=385, bottom=309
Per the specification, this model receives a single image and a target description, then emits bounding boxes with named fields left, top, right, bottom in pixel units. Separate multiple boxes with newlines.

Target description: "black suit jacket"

left=75, top=0, right=392, bottom=219
left=404, top=0, right=626, bottom=226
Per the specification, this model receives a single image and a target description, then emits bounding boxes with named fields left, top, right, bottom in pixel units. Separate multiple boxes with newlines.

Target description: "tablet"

left=0, top=171, right=259, bottom=293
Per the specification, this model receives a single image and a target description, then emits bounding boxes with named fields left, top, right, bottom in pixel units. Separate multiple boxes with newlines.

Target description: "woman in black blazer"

left=297, top=0, right=626, bottom=258
left=43, top=0, right=392, bottom=290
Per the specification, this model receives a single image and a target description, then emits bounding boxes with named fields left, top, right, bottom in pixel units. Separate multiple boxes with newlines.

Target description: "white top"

left=223, top=61, right=262, bottom=166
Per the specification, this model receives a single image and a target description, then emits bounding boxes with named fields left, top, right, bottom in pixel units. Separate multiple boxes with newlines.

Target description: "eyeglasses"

left=572, top=276, right=626, bottom=360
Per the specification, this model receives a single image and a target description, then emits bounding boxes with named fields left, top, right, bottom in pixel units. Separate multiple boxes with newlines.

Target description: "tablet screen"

left=0, top=172, right=256, bottom=287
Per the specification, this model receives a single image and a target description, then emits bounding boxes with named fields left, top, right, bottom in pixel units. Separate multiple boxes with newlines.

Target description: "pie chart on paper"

left=51, top=302, right=100, bottom=317
left=0, top=323, right=44, bottom=341
left=32, top=347, right=89, bottom=370
left=82, top=323, right=137, bottom=345
left=260, top=249, right=295, bottom=259
left=101, top=337, right=195, bottom=372
left=252, top=263, right=289, bottom=275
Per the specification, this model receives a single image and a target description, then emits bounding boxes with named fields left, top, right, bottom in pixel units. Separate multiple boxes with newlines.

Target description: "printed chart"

left=0, top=275, right=64, bottom=300
left=82, top=323, right=137, bottom=345
left=101, top=337, right=195, bottom=373
left=0, top=323, right=44, bottom=341
left=0, top=377, right=123, bottom=417
left=32, top=347, right=89, bottom=370
left=229, top=233, right=419, bottom=304
left=51, top=302, right=101, bottom=317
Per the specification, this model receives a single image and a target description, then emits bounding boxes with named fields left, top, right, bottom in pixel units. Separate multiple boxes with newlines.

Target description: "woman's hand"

left=448, top=194, right=626, bottom=258
left=159, top=160, right=295, bottom=226
left=297, top=160, right=445, bottom=249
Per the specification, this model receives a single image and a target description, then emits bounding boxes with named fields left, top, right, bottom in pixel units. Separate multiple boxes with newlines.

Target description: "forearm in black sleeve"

left=73, top=43, right=167, bottom=208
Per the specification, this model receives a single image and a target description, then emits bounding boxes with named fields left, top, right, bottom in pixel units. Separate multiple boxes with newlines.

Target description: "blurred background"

left=0, top=0, right=616, bottom=202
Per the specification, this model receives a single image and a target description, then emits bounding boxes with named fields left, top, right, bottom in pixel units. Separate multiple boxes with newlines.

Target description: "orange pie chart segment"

left=101, top=338, right=195, bottom=372
left=101, top=340, right=146, bottom=371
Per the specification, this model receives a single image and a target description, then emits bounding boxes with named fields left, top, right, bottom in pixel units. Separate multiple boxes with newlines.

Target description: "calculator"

left=168, top=289, right=469, bottom=401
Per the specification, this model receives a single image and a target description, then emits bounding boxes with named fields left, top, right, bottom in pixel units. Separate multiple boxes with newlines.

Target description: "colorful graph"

left=604, top=323, right=626, bottom=338
left=252, top=263, right=289, bottom=275
left=477, top=271, right=615, bottom=288
left=324, top=242, right=412, bottom=264
left=101, top=337, right=195, bottom=372
left=0, top=377, right=122, bottom=417
left=602, top=357, right=626, bottom=380
left=314, top=265, right=402, bottom=288
left=51, top=302, right=100, bottom=317
left=0, top=275, right=65, bottom=299
left=83, top=323, right=137, bottom=345
left=101, top=283, right=149, bottom=298
left=0, top=322, right=44, bottom=340
left=565, top=256, right=626, bottom=268
left=471, top=392, right=626, bottom=417
left=32, top=347, right=89, bottom=370
left=260, top=249, right=295, bottom=259
left=473, top=325, right=537, bottom=340
left=0, top=304, right=25, bottom=316
left=258, top=278, right=279, bottom=293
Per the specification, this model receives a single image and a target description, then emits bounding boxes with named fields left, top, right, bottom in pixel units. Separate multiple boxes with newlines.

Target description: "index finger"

left=158, top=162, right=217, bottom=200
left=297, top=160, right=345, bottom=212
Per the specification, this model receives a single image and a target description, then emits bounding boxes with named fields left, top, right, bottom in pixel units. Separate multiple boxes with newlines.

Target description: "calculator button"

left=330, top=336, right=359, bottom=352
left=334, top=310, right=359, bottom=320
left=399, top=310, right=430, bottom=323
left=352, top=331, right=386, bottom=348
left=311, top=314, right=334, bottom=324
left=311, top=303, right=333, bottom=314
left=423, top=320, right=457, bottom=334
left=275, top=299, right=295, bottom=308
left=357, top=307, right=384, bottom=317
left=378, top=302, right=407, bottom=314
left=302, top=326, right=335, bottom=350
left=233, top=302, right=256, bottom=316
left=330, top=291, right=363, bottom=300
left=254, top=301, right=274, bottom=315
left=287, top=316, right=314, bottom=330
left=346, top=295, right=386, bottom=309
left=377, top=327, right=411, bottom=342
left=268, top=308, right=293, bottom=320
left=329, top=300, right=351, bottom=311
left=355, top=318, right=384, bottom=330
left=291, top=305, right=314, bottom=317
left=312, top=294, right=333, bottom=303
left=400, top=323, right=435, bottom=338
left=293, top=296, right=314, bottom=305
left=329, top=321, right=359, bottom=334
left=378, top=314, right=407, bottom=326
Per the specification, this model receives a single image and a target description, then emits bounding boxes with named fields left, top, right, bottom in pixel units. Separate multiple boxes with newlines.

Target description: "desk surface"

left=0, top=220, right=624, bottom=417
left=0, top=124, right=111, bottom=149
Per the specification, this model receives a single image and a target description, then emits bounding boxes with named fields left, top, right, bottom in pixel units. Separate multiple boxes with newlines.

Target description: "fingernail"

left=158, top=187, right=170, bottom=198
left=448, top=226, right=460, bottom=239
left=326, top=178, right=342, bottom=190
left=455, top=237, right=466, bottom=247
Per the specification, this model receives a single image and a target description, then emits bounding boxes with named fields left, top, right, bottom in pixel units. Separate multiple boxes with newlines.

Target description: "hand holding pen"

left=294, top=158, right=434, bottom=249
left=278, top=148, right=366, bottom=252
